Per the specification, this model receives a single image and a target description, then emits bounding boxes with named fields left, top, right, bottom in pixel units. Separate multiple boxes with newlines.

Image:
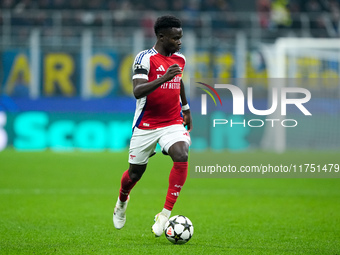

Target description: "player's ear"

left=158, top=32, right=165, bottom=42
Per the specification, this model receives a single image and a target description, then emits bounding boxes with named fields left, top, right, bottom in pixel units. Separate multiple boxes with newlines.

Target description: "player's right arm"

left=133, top=64, right=182, bottom=99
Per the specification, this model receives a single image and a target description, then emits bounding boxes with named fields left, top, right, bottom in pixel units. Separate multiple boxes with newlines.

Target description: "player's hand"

left=163, top=64, right=182, bottom=81
left=182, top=109, right=192, bottom=132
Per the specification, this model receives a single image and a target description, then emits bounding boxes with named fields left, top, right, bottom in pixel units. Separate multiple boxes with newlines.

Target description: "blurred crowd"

left=257, top=0, right=340, bottom=37
left=1, top=0, right=338, bottom=14
left=0, top=0, right=237, bottom=39
left=1, top=0, right=339, bottom=37
left=1, top=0, right=234, bottom=12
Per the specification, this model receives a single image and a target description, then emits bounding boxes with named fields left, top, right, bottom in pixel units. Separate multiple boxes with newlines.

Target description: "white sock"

left=117, top=197, right=127, bottom=206
left=162, top=208, right=171, bottom=218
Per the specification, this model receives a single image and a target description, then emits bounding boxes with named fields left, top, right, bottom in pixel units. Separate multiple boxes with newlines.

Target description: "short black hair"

left=154, top=15, right=182, bottom=36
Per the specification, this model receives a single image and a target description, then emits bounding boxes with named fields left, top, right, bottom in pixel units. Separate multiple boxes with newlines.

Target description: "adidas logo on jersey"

left=156, top=65, right=165, bottom=72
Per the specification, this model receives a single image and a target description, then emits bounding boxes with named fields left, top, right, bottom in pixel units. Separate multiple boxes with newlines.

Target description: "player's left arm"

left=180, top=79, right=192, bottom=132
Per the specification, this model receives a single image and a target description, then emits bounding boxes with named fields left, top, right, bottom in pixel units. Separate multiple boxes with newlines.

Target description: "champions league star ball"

left=164, top=215, right=194, bottom=244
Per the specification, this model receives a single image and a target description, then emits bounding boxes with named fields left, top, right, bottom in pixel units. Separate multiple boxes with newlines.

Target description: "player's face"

left=162, top=28, right=183, bottom=54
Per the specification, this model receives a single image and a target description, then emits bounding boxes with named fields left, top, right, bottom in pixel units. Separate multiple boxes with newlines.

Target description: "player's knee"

left=173, top=151, right=188, bottom=162
left=129, top=172, right=143, bottom=182
left=128, top=164, right=146, bottom=182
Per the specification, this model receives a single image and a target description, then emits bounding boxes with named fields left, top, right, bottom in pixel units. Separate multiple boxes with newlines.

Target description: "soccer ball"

left=164, top=215, right=194, bottom=244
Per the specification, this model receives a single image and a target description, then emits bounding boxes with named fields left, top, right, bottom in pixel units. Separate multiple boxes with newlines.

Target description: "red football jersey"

left=132, top=48, right=186, bottom=130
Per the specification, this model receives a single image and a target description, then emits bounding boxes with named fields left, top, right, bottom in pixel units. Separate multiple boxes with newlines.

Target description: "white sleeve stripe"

left=135, top=51, right=146, bottom=64
left=132, top=74, right=148, bottom=80
left=135, top=49, right=154, bottom=64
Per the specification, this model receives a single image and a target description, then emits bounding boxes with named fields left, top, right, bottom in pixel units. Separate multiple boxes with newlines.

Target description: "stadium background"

left=1, top=1, right=340, bottom=254
left=1, top=0, right=340, bottom=152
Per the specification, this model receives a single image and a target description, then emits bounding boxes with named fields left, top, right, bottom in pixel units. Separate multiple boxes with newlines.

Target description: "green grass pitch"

left=0, top=149, right=339, bottom=254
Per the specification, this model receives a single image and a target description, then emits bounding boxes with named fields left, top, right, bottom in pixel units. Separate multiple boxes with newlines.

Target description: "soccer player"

left=113, top=15, right=192, bottom=237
